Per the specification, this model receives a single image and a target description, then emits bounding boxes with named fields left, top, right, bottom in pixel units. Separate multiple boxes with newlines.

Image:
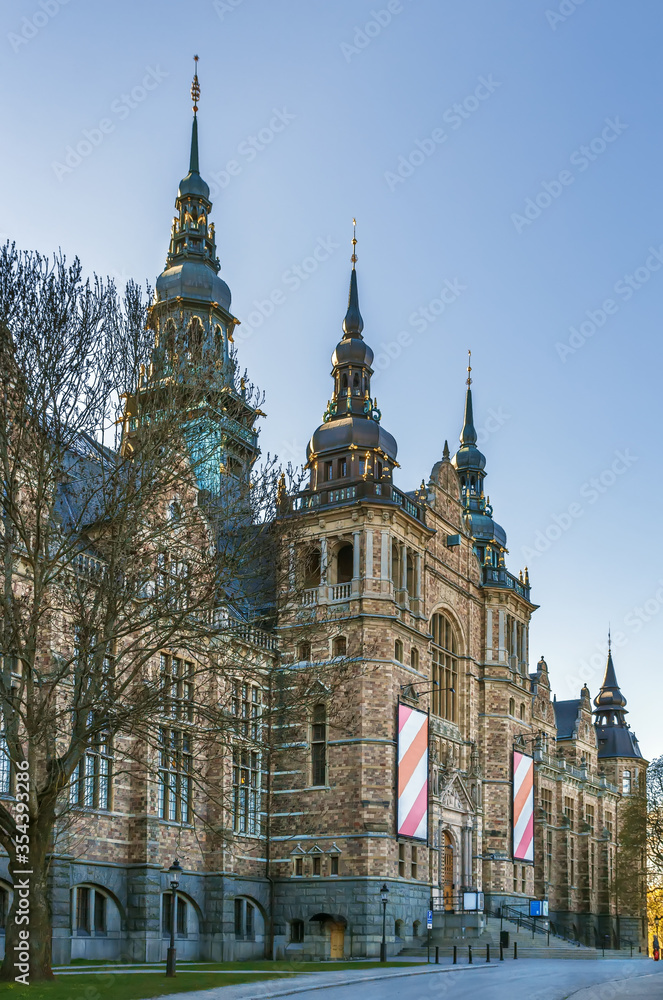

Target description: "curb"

left=157, top=962, right=497, bottom=1000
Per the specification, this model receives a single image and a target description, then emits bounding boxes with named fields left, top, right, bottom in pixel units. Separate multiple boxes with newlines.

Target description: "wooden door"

left=330, top=924, right=345, bottom=959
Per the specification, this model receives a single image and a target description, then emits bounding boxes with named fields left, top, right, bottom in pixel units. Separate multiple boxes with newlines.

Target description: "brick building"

left=0, top=79, right=647, bottom=963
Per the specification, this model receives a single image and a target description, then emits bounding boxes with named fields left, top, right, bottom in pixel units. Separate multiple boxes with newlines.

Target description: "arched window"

left=311, top=704, right=327, bottom=786
left=332, top=635, right=346, bottom=657
left=341, top=373, right=348, bottom=390
left=187, top=318, right=203, bottom=360
left=72, top=885, right=120, bottom=938
left=520, top=704, right=525, bottom=720
left=394, top=639, right=404, bottom=662
left=336, top=544, right=353, bottom=583
left=353, top=373, right=360, bottom=394
left=413, top=919, right=421, bottom=938
left=234, top=898, right=257, bottom=940
left=395, top=919, right=405, bottom=938
left=622, top=769, right=631, bottom=795
left=297, top=641, right=311, bottom=662
left=410, top=648, right=419, bottom=670
left=303, top=548, right=321, bottom=589
left=431, top=613, right=458, bottom=721
left=163, top=892, right=190, bottom=939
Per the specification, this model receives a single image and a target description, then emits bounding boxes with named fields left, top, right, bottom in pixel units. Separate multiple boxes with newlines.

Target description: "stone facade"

left=0, top=84, right=648, bottom=965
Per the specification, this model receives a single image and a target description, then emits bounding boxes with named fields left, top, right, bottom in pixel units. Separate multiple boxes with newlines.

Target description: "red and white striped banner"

left=513, top=751, right=534, bottom=862
left=397, top=704, right=428, bottom=841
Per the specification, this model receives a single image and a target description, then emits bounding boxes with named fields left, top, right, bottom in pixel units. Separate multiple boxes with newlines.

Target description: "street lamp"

left=379, top=883, right=389, bottom=962
left=165, top=858, right=183, bottom=977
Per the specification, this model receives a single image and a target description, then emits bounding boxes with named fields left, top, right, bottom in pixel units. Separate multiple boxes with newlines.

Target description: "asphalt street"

left=159, top=959, right=663, bottom=1000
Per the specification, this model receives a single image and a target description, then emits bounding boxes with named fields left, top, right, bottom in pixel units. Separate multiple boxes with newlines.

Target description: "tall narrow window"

left=232, top=680, right=261, bottom=741
left=94, top=892, right=106, bottom=935
left=411, top=846, right=418, bottom=878
left=311, top=704, right=327, bottom=786
left=330, top=855, right=339, bottom=875
left=622, top=770, right=631, bottom=794
left=410, top=648, right=419, bottom=670
left=70, top=715, right=112, bottom=811
left=399, top=843, right=406, bottom=877
left=431, top=613, right=458, bottom=721
left=76, top=887, right=91, bottom=935
left=0, top=712, right=10, bottom=795
left=332, top=636, right=347, bottom=657
left=158, top=728, right=192, bottom=823
left=160, top=655, right=195, bottom=722
left=161, top=895, right=187, bottom=937
left=232, top=749, right=261, bottom=835
left=394, top=639, right=404, bottom=662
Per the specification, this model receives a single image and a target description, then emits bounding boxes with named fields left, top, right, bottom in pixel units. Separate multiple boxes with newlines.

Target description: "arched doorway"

left=443, top=832, right=454, bottom=912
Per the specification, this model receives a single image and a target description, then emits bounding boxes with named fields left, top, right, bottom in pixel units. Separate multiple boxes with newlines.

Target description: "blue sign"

left=529, top=900, right=549, bottom=917
left=426, top=909, right=433, bottom=929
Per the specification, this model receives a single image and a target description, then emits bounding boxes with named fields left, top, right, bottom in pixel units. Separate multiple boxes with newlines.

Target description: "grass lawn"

left=0, top=961, right=418, bottom=999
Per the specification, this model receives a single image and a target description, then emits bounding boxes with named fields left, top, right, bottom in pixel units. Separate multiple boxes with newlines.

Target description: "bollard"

left=486, top=944, right=490, bottom=963
left=500, top=942, right=504, bottom=961
left=514, top=941, right=518, bottom=960
left=453, top=945, right=457, bottom=965
left=435, top=946, right=439, bottom=965
left=468, top=945, right=472, bottom=964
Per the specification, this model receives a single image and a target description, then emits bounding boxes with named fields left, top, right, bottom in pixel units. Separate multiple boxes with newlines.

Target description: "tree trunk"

left=0, top=852, right=55, bottom=982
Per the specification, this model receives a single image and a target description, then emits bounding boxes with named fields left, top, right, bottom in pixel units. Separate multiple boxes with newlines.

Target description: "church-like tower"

left=123, top=59, right=261, bottom=494
left=305, top=224, right=398, bottom=497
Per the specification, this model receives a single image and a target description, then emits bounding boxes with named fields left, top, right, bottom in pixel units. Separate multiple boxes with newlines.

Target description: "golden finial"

left=466, top=349, right=472, bottom=387
left=351, top=218, right=357, bottom=269
left=191, top=55, right=200, bottom=114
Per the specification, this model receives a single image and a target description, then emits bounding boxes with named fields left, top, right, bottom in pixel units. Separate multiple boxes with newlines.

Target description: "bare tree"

left=0, top=242, right=297, bottom=980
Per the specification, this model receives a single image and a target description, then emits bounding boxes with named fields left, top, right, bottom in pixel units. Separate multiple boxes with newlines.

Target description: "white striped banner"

left=397, top=704, right=428, bottom=841
left=513, top=751, right=534, bottom=862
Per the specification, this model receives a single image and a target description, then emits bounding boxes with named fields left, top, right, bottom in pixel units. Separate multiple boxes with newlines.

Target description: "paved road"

left=158, top=959, right=663, bottom=1000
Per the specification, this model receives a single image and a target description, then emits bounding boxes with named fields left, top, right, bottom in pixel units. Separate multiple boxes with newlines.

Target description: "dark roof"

left=554, top=699, right=581, bottom=739
left=595, top=723, right=643, bottom=760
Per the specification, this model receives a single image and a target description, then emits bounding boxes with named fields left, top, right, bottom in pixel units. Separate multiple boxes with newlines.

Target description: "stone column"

left=352, top=530, right=361, bottom=594
left=400, top=544, right=407, bottom=591
left=415, top=551, right=422, bottom=597
left=498, top=610, right=505, bottom=662
left=320, top=536, right=328, bottom=584
left=380, top=531, right=389, bottom=581
left=486, top=608, right=493, bottom=660
left=366, top=529, right=374, bottom=583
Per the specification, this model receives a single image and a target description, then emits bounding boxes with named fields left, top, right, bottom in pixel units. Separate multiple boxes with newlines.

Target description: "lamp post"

left=379, top=883, right=389, bottom=962
left=166, top=858, right=183, bottom=977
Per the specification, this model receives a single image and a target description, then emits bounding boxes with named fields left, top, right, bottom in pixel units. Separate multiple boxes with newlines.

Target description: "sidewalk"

left=151, top=961, right=495, bottom=1000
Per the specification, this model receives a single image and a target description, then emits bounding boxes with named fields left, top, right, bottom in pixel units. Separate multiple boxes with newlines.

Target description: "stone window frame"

left=430, top=611, right=459, bottom=722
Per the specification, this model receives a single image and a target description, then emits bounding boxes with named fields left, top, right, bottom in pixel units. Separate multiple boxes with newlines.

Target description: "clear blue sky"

left=1, top=0, right=661, bottom=759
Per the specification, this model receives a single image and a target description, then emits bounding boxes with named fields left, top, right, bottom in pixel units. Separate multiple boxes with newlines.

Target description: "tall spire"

left=593, top=644, right=643, bottom=760
left=189, top=55, right=200, bottom=174
left=460, top=349, right=478, bottom=445
left=343, top=219, right=364, bottom=338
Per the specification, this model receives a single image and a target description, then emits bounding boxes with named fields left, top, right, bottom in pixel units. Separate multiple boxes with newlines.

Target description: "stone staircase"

left=397, top=915, right=647, bottom=960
